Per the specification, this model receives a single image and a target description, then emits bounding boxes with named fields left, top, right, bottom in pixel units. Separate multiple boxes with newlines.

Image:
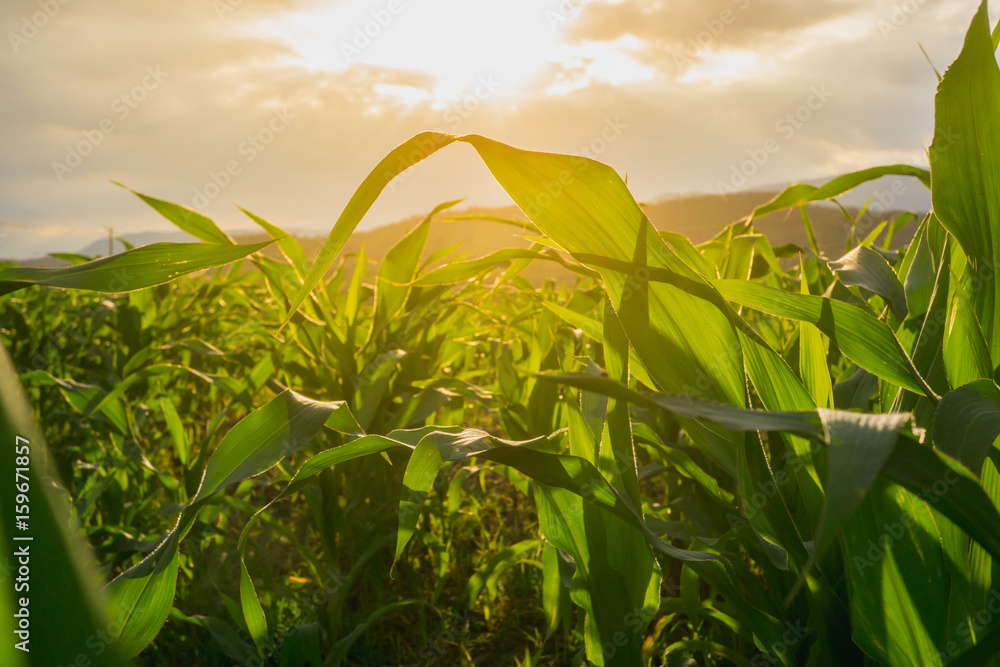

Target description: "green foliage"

left=5, top=4, right=1000, bottom=665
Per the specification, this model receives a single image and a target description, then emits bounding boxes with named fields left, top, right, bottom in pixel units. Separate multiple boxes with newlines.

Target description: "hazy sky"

left=1, top=0, right=995, bottom=257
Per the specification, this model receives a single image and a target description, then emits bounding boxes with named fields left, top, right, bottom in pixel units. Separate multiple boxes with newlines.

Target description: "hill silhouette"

left=232, top=189, right=917, bottom=285
left=37, top=190, right=918, bottom=284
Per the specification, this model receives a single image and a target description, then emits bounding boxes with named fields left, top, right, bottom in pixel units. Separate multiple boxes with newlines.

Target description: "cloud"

left=566, top=0, right=867, bottom=49
left=0, top=0, right=993, bottom=259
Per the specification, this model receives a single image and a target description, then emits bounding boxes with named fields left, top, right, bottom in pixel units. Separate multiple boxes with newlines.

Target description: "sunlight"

left=677, top=49, right=761, bottom=86
left=250, top=0, right=644, bottom=106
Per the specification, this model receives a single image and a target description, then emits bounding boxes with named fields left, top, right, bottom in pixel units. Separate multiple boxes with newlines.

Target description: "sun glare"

left=250, top=0, right=647, bottom=107
left=677, top=49, right=762, bottom=86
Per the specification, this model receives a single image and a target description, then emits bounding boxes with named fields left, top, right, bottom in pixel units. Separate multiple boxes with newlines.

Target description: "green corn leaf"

left=192, top=390, right=346, bottom=503
left=412, top=248, right=592, bottom=286
left=368, top=200, right=459, bottom=345
left=748, top=164, right=931, bottom=222
left=106, top=530, right=183, bottom=659
left=713, top=279, right=934, bottom=397
left=932, top=379, right=1000, bottom=473
left=541, top=543, right=569, bottom=637
left=160, top=397, right=189, bottom=467
left=439, top=212, right=540, bottom=234
left=838, top=478, right=949, bottom=665
left=811, top=410, right=912, bottom=562
left=543, top=373, right=823, bottom=436
left=283, top=132, right=459, bottom=325
left=829, top=245, right=909, bottom=320
left=929, top=0, right=1000, bottom=367
left=882, top=436, right=1000, bottom=567
left=944, top=243, right=993, bottom=388
left=241, top=208, right=310, bottom=279
left=799, top=273, right=834, bottom=408
left=115, top=183, right=233, bottom=244
left=343, top=243, right=367, bottom=329
left=0, top=241, right=272, bottom=296
left=238, top=556, right=267, bottom=656
left=736, top=431, right=810, bottom=571
left=48, top=251, right=94, bottom=265
left=0, top=348, right=128, bottom=667
left=394, top=436, right=445, bottom=567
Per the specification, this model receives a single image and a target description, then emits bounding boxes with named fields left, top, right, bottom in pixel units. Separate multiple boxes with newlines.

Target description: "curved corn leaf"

left=932, top=379, right=1000, bottom=473
left=713, top=279, right=933, bottom=397
left=881, top=436, right=1000, bottom=565
left=241, top=208, right=309, bottom=278
left=395, top=436, right=445, bottom=567
left=284, top=132, right=459, bottom=324
left=412, top=247, right=592, bottom=286
left=115, top=183, right=233, bottom=244
left=107, top=389, right=345, bottom=657
left=193, top=390, right=348, bottom=503
left=748, top=164, right=930, bottom=222
left=811, top=410, right=912, bottom=562
left=0, top=241, right=272, bottom=297
left=105, top=531, right=182, bottom=659
left=829, top=245, right=909, bottom=320
left=368, top=200, right=459, bottom=345
left=930, top=0, right=1000, bottom=366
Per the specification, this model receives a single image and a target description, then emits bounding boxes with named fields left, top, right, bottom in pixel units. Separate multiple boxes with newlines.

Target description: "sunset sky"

left=1, top=0, right=995, bottom=258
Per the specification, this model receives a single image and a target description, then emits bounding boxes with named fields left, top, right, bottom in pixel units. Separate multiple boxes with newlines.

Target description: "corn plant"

left=5, top=3, right=1000, bottom=665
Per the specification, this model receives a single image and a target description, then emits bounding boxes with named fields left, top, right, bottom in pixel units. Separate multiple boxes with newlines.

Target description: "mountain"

left=231, top=189, right=920, bottom=286
left=18, top=188, right=922, bottom=281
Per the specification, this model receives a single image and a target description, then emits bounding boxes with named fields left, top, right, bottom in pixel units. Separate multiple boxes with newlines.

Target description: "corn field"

left=4, top=4, right=1000, bottom=666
